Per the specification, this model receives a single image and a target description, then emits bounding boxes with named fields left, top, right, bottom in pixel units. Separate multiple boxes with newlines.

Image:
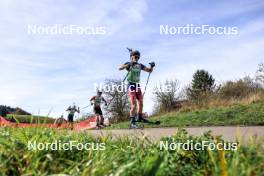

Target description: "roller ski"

left=137, top=116, right=161, bottom=125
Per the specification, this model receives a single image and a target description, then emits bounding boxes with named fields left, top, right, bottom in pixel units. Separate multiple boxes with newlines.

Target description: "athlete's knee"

left=131, top=103, right=137, bottom=111
left=138, top=99, right=143, bottom=107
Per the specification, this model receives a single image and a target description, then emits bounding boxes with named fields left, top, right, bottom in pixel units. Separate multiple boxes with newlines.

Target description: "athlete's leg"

left=94, top=114, right=101, bottom=129
left=137, top=99, right=148, bottom=122
left=94, top=107, right=101, bottom=127
left=68, top=114, right=74, bottom=129
left=129, top=91, right=137, bottom=127
left=96, top=114, right=100, bottom=127
left=70, top=122, right=73, bottom=130
left=98, top=107, right=104, bottom=126
left=137, top=98, right=143, bottom=115
left=136, top=90, right=149, bottom=123
left=100, top=115, right=105, bottom=125
left=130, top=100, right=137, bottom=117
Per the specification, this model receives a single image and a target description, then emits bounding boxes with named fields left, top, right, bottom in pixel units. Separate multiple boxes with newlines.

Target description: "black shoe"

left=130, top=116, right=138, bottom=128
left=130, top=123, right=138, bottom=129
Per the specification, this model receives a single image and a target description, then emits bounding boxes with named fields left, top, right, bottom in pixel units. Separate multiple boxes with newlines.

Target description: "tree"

left=153, top=79, right=180, bottom=113
left=103, top=79, right=130, bottom=122
left=256, top=62, right=264, bottom=86
left=0, top=105, right=31, bottom=117
left=187, top=69, right=215, bottom=103
left=0, top=106, right=8, bottom=117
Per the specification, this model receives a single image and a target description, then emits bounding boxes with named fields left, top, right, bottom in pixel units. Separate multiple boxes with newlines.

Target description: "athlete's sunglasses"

left=133, top=55, right=140, bottom=59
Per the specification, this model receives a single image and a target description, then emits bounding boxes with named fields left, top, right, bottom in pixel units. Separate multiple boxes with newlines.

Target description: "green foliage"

left=187, top=70, right=215, bottom=104
left=191, top=70, right=215, bottom=92
left=5, top=114, right=55, bottom=123
left=153, top=79, right=180, bottom=113
left=0, top=105, right=31, bottom=117
left=103, top=79, right=130, bottom=122
left=0, top=127, right=263, bottom=175
left=109, top=101, right=264, bottom=129
left=217, top=77, right=262, bottom=100
left=255, top=62, right=264, bottom=85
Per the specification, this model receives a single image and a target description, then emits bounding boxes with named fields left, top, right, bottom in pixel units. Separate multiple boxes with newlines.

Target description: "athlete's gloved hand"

left=149, top=62, right=155, bottom=68
left=105, top=103, right=107, bottom=106
left=91, top=102, right=94, bottom=106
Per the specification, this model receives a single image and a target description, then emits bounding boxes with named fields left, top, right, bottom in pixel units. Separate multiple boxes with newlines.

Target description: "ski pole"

left=143, top=72, right=151, bottom=97
left=122, top=47, right=133, bottom=82
left=143, top=62, right=155, bottom=97
left=123, top=71, right=130, bottom=82
left=82, top=104, right=91, bottom=109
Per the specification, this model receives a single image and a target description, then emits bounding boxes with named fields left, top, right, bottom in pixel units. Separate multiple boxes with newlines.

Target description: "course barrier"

left=0, top=116, right=97, bottom=131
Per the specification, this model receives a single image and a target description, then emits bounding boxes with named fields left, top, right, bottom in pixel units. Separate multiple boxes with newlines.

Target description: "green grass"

left=109, top=101, right=264, bottom=129
left=0, top=127, right=263, bottom=175
left=5, top=114, right=55, bottom=124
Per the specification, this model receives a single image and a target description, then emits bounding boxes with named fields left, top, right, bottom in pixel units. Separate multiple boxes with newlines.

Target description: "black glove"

left=149, top=62, right=155, bottom=68
left=105, top=103, right=107, bottom=106
left=91, top=102, right=94, bottom=106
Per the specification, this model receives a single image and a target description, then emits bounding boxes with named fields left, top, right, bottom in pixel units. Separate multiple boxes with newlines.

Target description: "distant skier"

left=54, top=114, right=66, bottom=127
left=118, top=50, right=156, bottom=128
left=66, top=103, right=80, bottom=129
left=90, top=91, right=107, bottom=129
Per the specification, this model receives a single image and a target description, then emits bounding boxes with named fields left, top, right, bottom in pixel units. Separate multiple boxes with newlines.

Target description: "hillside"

left=108, top=101, right=264, bottom=129
left=4, top=114, right=55, bottom=124
left=0, top=105, right=31, bottom=116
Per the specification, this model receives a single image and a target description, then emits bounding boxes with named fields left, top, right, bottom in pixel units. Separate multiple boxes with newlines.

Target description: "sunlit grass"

left=0, top=127, right=263, bottom=175
left=109, top=101, right=264, bottom=129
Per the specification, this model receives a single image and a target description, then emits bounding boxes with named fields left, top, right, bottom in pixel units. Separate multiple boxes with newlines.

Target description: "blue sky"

left=0, top=0, right=264, bottom=117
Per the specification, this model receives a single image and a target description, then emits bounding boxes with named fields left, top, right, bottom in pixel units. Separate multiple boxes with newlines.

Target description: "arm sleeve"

left=141, top=64, right=146, bottom=70
left=124, top=62, right=131, bottom=71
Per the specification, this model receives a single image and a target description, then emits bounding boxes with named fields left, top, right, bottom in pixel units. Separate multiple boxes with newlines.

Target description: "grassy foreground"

left=109, top=101, right=264, bottom=129
left=0, top=127, right=263, bottom=175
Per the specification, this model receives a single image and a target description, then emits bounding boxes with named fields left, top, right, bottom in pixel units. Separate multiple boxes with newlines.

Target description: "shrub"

left=217, top=77, right=262, bottom=100
left=153, top=79, right=180, bottom=113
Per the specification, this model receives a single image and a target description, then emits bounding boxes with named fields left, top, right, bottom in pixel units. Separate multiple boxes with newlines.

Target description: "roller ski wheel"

left=95, top=126, right=101, bottom=130
left=100, top=124, right=106, bottom=128
left=129, top=123, right=144, bottom=130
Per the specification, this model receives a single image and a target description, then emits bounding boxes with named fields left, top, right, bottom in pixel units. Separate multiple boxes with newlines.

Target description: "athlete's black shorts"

left=68, top=114, right=74, bottom=122
left=94, top=106, right=103, bottom=115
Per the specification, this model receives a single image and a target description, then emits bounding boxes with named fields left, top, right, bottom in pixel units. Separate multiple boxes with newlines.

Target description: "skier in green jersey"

left=119, top=50, right=155, bottom=128
left=90, top=90, right=107, bottom=129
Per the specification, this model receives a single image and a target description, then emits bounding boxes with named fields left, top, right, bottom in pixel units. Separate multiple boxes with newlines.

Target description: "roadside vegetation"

left=108, top=100, right=264, bottom=129
left=0, top=127, right=263, bottom=175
